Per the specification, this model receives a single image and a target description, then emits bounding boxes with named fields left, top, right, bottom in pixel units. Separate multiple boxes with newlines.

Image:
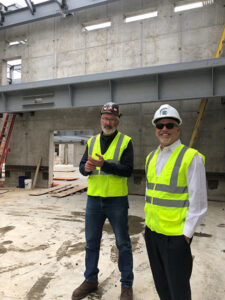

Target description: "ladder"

left=0, top=113, right=16, bottom=174
left=189, top=24, right=225, bottom=147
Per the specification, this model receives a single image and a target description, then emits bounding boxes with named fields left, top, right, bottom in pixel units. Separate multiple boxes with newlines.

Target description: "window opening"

left=7, top=59, right=22, bottom=84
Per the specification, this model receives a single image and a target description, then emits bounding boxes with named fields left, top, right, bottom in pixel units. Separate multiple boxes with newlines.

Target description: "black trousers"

left=145, top=226, right=192, bottom=300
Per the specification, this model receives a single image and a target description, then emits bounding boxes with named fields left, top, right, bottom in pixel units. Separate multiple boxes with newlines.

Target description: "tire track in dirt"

left=26, top=272, right=54, bottom=300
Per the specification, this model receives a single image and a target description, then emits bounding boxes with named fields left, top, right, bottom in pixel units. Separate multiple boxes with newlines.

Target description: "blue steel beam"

left=0, top=0, right=119, bottom=29
left=0, top=58, right=225, bottom=113
left=24, top=0, right=36, bottom=15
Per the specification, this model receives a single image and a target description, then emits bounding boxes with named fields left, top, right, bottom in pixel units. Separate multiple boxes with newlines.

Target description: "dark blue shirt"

left=79, top=130, right=133, bottom=177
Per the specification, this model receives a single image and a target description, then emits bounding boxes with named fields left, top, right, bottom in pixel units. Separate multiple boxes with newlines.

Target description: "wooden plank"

left=32, top=156, right=42, bottom=189
left=29, top=183, right=72, bottom=196
left=49, top=184, right=77, bottom=194
left=52, top=184, right=88, bottom=198
left=0, top=189, right=9, bottom=194
left=53, top=169, right=76, bottom=172
left=53, top=176, right=78, bottom=181
left=189, top=98, right=208, bottom=147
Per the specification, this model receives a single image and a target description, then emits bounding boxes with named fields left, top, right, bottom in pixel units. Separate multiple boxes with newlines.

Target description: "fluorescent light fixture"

left=83, top=21, right=111, bottom=31
left=174, top=1, right=203, bottom=12
left=9, top=39, right=27, bottom=46
left=9, top=41, right=21, bottom=46
left=125, top=11, right=158, bottom=23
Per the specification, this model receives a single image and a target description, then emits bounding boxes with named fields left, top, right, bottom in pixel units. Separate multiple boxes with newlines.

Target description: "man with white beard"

left=72, top=102, right=134, bottom=300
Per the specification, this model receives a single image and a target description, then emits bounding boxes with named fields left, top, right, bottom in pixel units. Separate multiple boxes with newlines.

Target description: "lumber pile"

left=53, top=176, right=78, bottom=181
left=51, top=184, right=88, bottom=198
left=29, top=183, right=87, bottom=198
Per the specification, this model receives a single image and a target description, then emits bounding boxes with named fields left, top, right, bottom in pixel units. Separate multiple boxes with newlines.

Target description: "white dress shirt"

left=156, top=139, right=208, bottom=238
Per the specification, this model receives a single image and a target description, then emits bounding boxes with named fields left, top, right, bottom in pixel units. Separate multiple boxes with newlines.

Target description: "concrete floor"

left=0, top=174, right=225, bottom=300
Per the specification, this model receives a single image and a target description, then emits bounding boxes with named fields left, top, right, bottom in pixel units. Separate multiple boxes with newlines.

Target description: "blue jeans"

left=84, top=195, right=134, bottom=287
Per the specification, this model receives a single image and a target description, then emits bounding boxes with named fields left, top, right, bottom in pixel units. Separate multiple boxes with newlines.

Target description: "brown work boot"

left=120, top=287, right=133, bottom=300
left=71, top=280, right=98, bottom=300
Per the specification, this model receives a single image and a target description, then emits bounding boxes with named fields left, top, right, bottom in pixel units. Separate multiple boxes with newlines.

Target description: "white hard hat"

left=152, top=104, right=182, bottom=126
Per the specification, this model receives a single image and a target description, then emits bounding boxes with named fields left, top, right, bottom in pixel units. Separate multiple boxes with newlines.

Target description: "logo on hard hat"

left=160, top=108, right=168, bottom=116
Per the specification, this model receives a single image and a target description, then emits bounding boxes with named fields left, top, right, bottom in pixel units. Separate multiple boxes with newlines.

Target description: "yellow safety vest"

left=145, top=144, right=205, bottom=236
left=87, top=131, right=131, bottom=197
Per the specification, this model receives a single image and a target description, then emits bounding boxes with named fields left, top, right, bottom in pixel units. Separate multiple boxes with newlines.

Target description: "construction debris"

left=32, top=156, right=42, bottom=189
left=29, top=183, right=72, bottom=196
left=0, top=189, right=9, bottom=194
left=29, top=183, right=87, bottom=197
left=53, top=177, right=78, bottom=181
left=51, top=184, right=88, bottom=198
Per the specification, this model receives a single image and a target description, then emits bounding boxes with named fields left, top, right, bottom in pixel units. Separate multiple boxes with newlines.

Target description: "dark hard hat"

left=101, top=102, right=121, bottom=117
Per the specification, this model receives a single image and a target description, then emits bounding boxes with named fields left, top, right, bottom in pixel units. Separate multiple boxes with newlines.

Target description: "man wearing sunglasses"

left=144, top=104, right=207, bottom=300
left=72, top=102, right=134, bottom=300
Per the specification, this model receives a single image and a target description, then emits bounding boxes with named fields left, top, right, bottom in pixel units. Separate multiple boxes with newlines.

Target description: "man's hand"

left=85, top=160, right=96, bottom=172
left=88, top=154, right=104, bottom=167
left=184, top=235, right=190, bottom=244
left=85, top=154, right=104, bottom=172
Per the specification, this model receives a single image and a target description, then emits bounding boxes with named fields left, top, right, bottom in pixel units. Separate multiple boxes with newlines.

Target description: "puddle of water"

left=131, top=236, right=141, bottom=252
left=6, top=211, right=29, bottom=216
left=217, top=223, right=225, bottom=228
left=110, top=236, right=141, bottom=263
left=103, top=215, right=145, bottom=236
left=128, top=215, right=145, bottom=235
left=2, top=240, right=12, bottom=245
left=15, top=244, right=49, bottom=252
left=49, top=217, right=83, bottom=222
left=56, top=241, right=85, bottom=261
left=194, top=232, right=212, bottom=238
left=67, top=242, right=86, bottom=256
left=0, top=246, right=7, bottom=254
left=34, top=206, right=61, bottom=211
left=0, top=226, right=15, bottom=234
left=71, top=211, right=85, bottom=217
left=0, top=262, right=35, bottom=274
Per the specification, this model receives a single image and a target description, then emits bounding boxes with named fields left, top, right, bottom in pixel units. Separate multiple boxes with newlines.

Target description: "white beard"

left=102, top=126, right=117, bottom=136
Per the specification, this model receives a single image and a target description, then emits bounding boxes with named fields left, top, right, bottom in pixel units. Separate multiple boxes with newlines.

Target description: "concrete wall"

left=0, top=0, right=224, bottom=198
left=0, top=0, right=224, bottom=83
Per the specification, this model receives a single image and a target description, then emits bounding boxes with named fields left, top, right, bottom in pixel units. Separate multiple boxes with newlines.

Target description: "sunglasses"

left=156, top=123, right=178, bottom=130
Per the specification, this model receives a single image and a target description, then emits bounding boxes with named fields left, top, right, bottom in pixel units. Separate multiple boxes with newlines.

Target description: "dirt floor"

left=0, top=169, right=225, bottom=300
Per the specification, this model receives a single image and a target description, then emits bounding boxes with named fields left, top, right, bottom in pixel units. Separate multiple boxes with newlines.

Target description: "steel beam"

left=24, top=0, right=36, bottom=15
left=0, top=58, right=225, bottom=113
left=0, top=0, right=119, bottom=29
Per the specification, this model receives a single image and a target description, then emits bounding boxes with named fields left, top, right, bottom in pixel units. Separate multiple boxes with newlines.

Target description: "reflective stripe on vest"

left=145, top=150, right=156, bottom=175
left=89, top=133, right=125, bottom=175
left=145, top=196, right=189, bottom=207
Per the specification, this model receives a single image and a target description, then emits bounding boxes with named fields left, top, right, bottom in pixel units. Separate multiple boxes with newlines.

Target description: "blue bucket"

left=18, top=176, right=26, bottom=188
